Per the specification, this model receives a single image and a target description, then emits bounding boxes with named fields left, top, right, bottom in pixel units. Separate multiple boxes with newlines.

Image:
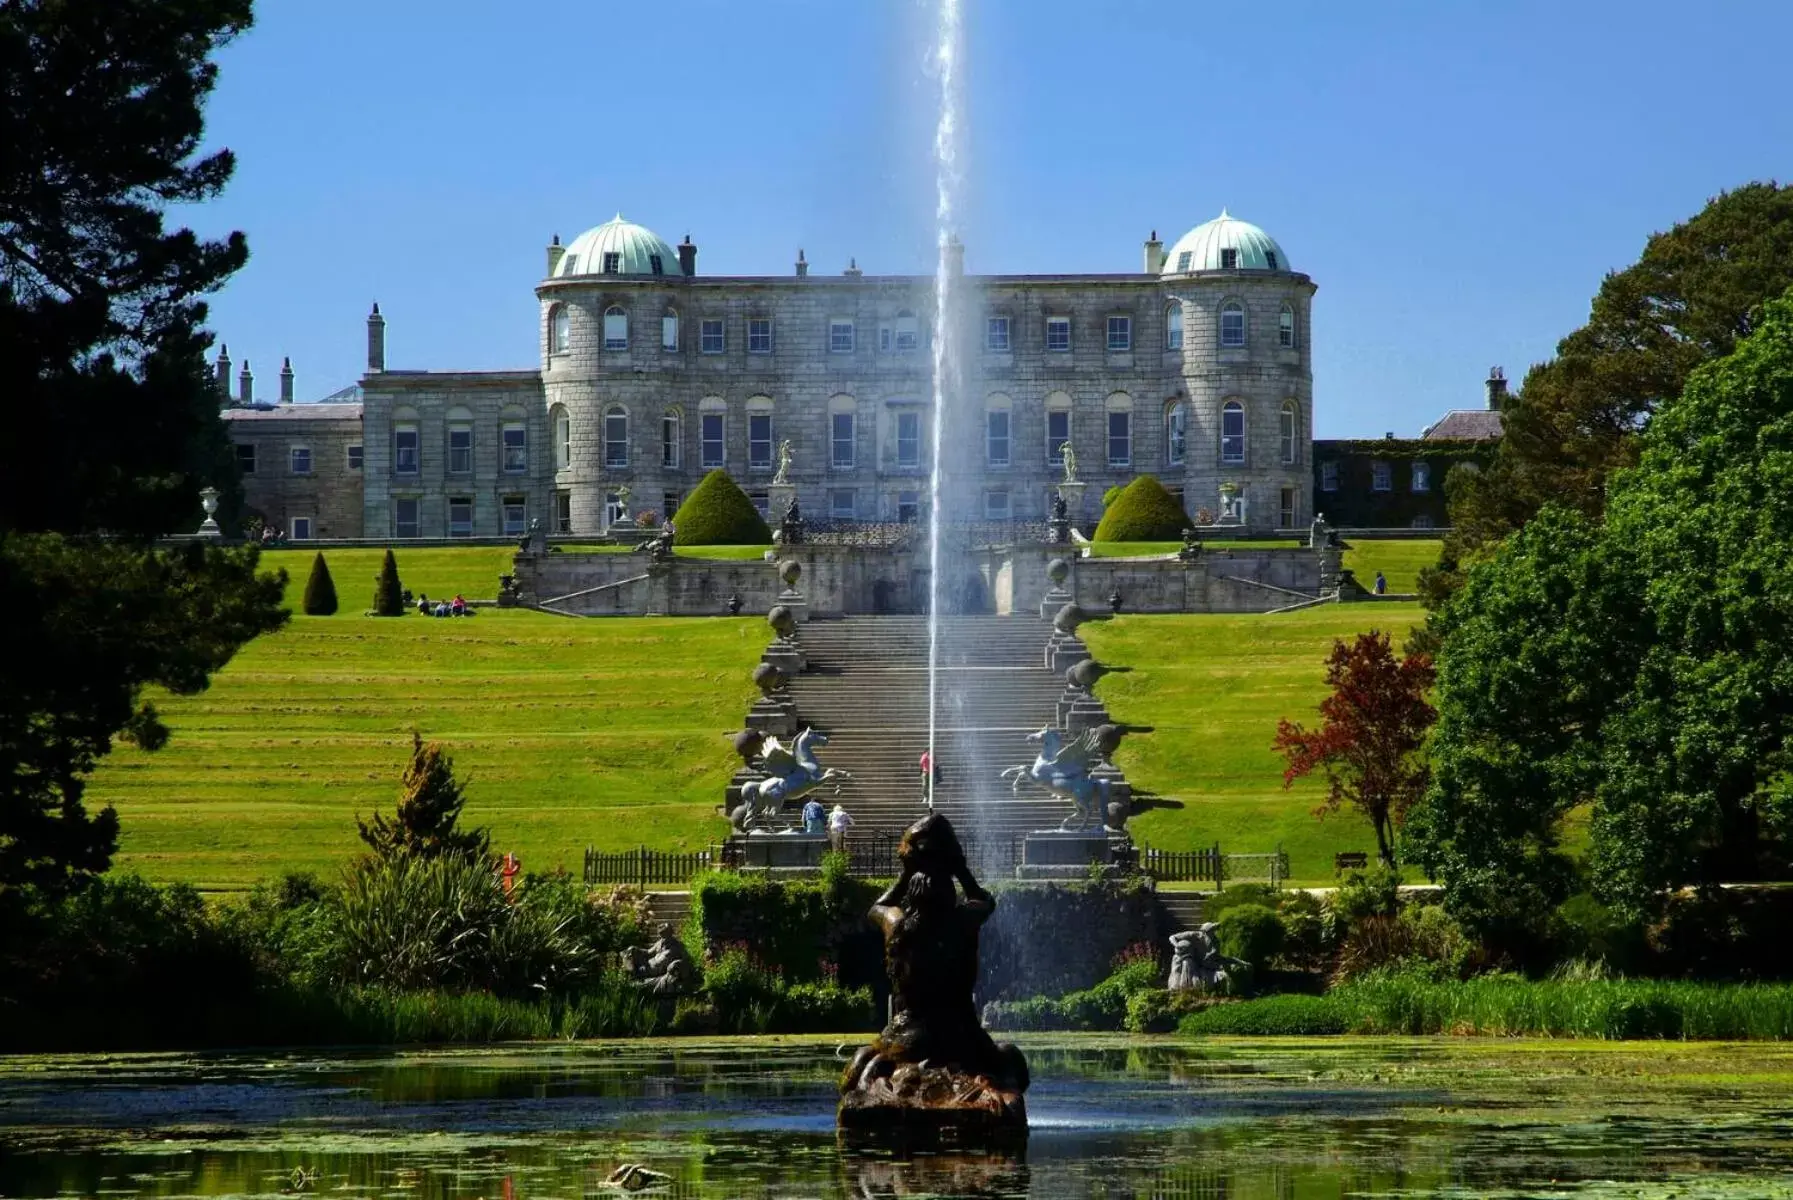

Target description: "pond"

left=3, top=1036, right=1792, bottom=1198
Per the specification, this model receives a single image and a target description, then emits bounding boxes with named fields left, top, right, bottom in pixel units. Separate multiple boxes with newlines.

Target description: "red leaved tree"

left=1274, top=631, right=1436, bottom=868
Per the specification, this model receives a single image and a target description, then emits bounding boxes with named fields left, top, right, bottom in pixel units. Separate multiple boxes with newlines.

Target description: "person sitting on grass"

left=416, top=593, right=431, bottom=614
left=451, top=594, right=467, bottom=616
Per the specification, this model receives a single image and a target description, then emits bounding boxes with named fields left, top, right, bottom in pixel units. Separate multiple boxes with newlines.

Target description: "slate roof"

left=1423, top=409, right=1504, bottom=440
left=221, top=402, right=363, bottom=422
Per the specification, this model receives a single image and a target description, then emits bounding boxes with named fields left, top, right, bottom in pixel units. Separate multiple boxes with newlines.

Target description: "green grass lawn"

left=1086, top=539, right=1302, bottom=557
left=1341, top=538, right=1440, bottom=594
left=91, top=607, right=762, bottom=889
left=1083, top=603, right=1430, bottom=884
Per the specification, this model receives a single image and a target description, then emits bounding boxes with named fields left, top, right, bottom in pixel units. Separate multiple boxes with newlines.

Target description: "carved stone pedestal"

left=838, top=1053, right=1028, bottom=1146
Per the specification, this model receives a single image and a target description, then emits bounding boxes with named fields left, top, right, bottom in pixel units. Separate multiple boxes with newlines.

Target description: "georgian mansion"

left=223, top=210, right=1390, bottom=542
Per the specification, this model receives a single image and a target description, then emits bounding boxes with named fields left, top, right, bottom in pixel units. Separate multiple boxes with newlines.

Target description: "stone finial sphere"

left=752, top=662, right=789, bottom=697
left=1046, top=558, right=1070, bottom=586
left=1066, top=659, right=1108, bottom=689
left=779, top=558, right=802, bottom=587
left=731, top=729, right=766, bottom=761
left=768, top=605, right=797, bottom=637
left=1052, top=603, right=1087, bottom=635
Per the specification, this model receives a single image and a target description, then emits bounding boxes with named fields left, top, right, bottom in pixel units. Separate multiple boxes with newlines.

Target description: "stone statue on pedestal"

left=839, top=812, right=1029, bottom=1142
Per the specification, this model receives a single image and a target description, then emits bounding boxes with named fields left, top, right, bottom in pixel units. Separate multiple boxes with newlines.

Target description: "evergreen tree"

left=1094, top=476, right=1190, bottom=542
left=301, top=553, right=337, bottom=616
left=671, top=470, right=772, bottom=545
left=372, top=549, right=404, bottom=616
left=357, top=733, right=491, bottom=863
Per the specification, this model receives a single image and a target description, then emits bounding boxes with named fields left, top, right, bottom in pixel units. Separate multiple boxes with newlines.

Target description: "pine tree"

left=302, top=552, right=338, bottom=615
left=372, top=548, right=404, bottom=616
left=356, top=732, right=491, bottom=862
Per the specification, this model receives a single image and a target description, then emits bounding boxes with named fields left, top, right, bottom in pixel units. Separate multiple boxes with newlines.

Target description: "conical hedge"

left=302, top=552, right=338, bottom=615
left=372, top=548, right=405, bottom=616
left=672, top=469, right=772, bottom=546
left=1094, top=475, right=1190, bottom=542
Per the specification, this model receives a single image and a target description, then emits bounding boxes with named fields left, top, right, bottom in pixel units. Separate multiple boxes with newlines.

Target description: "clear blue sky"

left=189, top=0, right=1793, bottom=437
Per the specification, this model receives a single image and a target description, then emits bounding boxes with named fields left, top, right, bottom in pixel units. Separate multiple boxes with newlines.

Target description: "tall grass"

left=1179, top=976, right=1793, bottom=1040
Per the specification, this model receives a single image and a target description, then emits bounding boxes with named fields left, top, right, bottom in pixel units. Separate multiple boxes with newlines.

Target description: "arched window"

left=1279, top=401, right=1297, bottom=465
left=1278, top=303, right=1295, bottom=349
left=1165, top=400, right=1187, bottom=466
left=1221, top=400, right=1246, bottom=464
left=985, top=394, right=1012, bottom=467
left=661, top=407, right=682, bottom=468
left=1220, top=301, right=1246, bottom=348
left=550, top=305, right=570, bottom=354
left=1105, top=393, right=1133, bottom=468
left=1045, top=391, right=1073, bottom=466
left=604, top=405, right=628, bottom=467
left=1164, top=302, right=1183, bottom=351
left=551, top=405, right=570, bottom=471
left=699, top=397, right=726, bottom=468
left=662, top=309, right=679, bottom=351
left=747, top=396, right=774, bottom=469
left=603, top=305, right=628, bottom=351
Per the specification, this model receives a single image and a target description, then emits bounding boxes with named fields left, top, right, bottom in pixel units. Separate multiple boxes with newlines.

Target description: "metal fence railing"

left=583, top=845, right=716, bottom=886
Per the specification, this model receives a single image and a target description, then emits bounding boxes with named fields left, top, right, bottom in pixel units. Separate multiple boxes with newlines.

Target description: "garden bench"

left=1334, top=851, right=1370, bottom=873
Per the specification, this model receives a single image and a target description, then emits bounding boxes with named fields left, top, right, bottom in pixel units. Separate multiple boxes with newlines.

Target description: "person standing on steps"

left=919, top=749, right=942, bottom=805
left=802, top=796, right=826, bottom=835
left=828, top=803, right=855, bottom=852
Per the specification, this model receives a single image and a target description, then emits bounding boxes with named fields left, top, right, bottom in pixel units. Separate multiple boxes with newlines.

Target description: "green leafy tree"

left=1094, top=475, right=1189, bottom=542
left=0, top=0, right=285, bottom=898
left=301, top=553, right=337, bottom=616
left=372, top=549, right=404, bottom=616
left=672, top=469, right=772, bottom=546
left=1445, top=182, right=1793, bottom=568
left=1274, top=631, right=1435, bottom=868
left=357, top=732, right=491, bottom=863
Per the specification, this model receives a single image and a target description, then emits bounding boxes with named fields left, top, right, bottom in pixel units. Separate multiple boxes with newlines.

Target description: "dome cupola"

left=1160, top=210, right=1289, bottom=275
left=553, top=215, right=683, bottom=278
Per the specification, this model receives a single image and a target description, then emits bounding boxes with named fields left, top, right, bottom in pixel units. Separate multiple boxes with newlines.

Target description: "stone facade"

left=222, top=400, right=365, bottom=539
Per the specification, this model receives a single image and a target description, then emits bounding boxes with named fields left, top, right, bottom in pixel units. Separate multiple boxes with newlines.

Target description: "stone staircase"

left=776, top=615, right=1082, bottom=841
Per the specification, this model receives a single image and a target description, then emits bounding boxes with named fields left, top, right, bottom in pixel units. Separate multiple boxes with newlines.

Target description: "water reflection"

left=4, top=1038, right=1793, bottom=1198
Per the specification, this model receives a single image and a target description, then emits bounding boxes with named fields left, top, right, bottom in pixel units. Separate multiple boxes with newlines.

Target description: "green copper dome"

left=1161, top=210, right=1289, bottom=275
left=554, top=215, right=683, bottom=279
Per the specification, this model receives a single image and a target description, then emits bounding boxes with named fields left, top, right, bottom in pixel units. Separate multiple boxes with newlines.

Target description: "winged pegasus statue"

left=999, top=723, right=1126, bottom=831
left=735, top=727, right=852, bottom=830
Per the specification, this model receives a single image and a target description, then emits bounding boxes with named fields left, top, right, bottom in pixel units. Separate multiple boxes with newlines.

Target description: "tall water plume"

left=925, top=0, right=965, bottom=807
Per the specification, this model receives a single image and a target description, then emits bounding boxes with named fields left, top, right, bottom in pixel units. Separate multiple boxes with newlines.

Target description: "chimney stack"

left=546, top=233, right=565, bottom=277
left=1143, top=229, right=1164, bottom=274
left=677, top=234, right=697, bottom=276
left=367, top=302, right=386, bottom=373
left=795, top=248, right=808, bottom=278
left=843, top=257, right=862, bottom=278
left=945, top=234, right=964, bottom=276
left=215, top=343, right=232, bottom=402
left=1486, top=365, right=1508, bottom=410
left=279, top=356, right=295, bottom=404
left=238, top=360, right=254, bottom=406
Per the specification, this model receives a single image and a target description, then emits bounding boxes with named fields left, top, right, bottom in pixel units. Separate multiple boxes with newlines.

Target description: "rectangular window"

left=1220, top=247, right=1238, bottom=269
left=1221, top=307, right=1246, bottom=347
left=1107, top=411, right=1131, bottom=467
left=1321, top=461, right=1339, bottom=492
left=1047, top=409, right=1070, bottom=466
left=502, top=495, right=526, bottom=536
left=662, top=314, right=679, bottom=351
left=347, top=445, right=363, bottom=470
left=290, top=516, right=313, bottom=541
left=749, top=490, right=770, bottom=518
left=606, top=491, right=626, bottom=526
left=448, top=426, right=472, bottom=474
left=879, top=326, right=892, bottom=353
left=235, top=443, right=255, bottom=474
left=502, top=423, right=527, bottom=473
left=1279, top=308, right=1295, bottom=348
left=1411, top=461, right=1431, bottom=493
left=1372, top=461, right=1392, bottom=492
left=894, top=319, right=918, bottom=353
left=394, top=497, right=420, bottom=539
left=661, top=414, right=680, bottom=468
left=1045, top=316, right=1071, bottom=353
left=1106, top=315, right=1131, bottom=352
left=1279, top=487, right=1297, bottom=529
left=832, top=412, right=855, bottom=468
left=829, top=320, right=855, bottom=353
left=394, top=426, right=419, bottom=475
left=601, top=251, right=621, bottom=274
left=830, top=488, right=856, bottom=519
left=984, top=488, right=1011, bottom=520
left=448, top=497, right=473, bottom=538
left=1176, top=250, right=1193, bottom=271
left=289, top=446, right=311, bottom=475
left=700, top=319, right=724, bottom=354
left=604, top=411, right=628, bottom=467
left=896, top=411, right=921, bottom=468
left=701, top=412, right=725, bottom=467
left=986, top=409, right=1010, bottom=467
left=748, top=412, right=773, bottom=468
left=747, top=318, right=773, bottom=355
left=556, top=490, right=572, bottom=535
left=985, top=316, right=1010, bottom=352
left=662, top=491, right=680, bottom=521
left=897, top=490, right=919, bottom=523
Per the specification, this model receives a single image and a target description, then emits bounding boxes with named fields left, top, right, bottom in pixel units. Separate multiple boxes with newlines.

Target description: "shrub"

left=1205, top=883, right=1282, bottom=920
left=372, top=548, right=404, bottom=616
left=302, top=552, right=338, bottom=615
left=672, top=469, right=772, bottom=546
left=1178, top=993, right=1348, bottom=1036
left=1124, top=986, right=1213, bottom=1033
left=1276, top=889, right=1332, bottom=967
left=1102, top=485, right=1125, bottom=509
left=1214, top=903, right=1285, bottom=969
left=1094, top=475, right=1189, bottom=542
left=1331, top=866, right=1403, bottom=924
left=983, top=958, right=1161, bottom=1032
left=357, top=732, right=491, bottom=863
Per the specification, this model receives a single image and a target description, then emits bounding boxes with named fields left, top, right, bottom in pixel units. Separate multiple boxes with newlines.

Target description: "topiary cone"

left=373, top=548, right=404, bottom=616
left=1094, top=475, right=1191, bottom=542
left=302, top=551, right=338, bottom=615
left=672, top=469, right=772, bottom=546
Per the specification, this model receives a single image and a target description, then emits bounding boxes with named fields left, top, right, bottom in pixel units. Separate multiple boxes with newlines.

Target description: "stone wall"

left=222, top=403, right=365, bottom=538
